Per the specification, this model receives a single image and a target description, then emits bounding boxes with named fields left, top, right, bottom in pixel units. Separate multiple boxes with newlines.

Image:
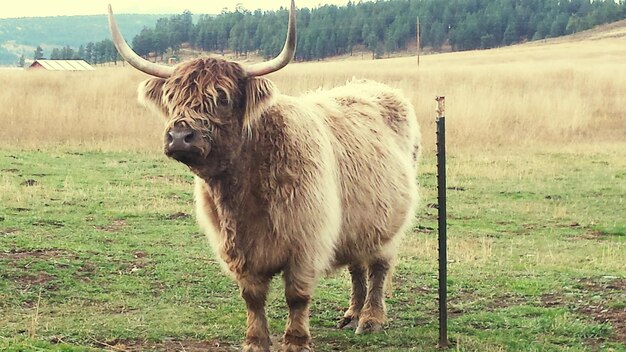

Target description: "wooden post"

left=416, top=16, right=420, bottom=67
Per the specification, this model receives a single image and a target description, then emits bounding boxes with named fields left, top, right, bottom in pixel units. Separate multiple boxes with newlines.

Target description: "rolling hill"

left=0, top=14, right=165, bottom=65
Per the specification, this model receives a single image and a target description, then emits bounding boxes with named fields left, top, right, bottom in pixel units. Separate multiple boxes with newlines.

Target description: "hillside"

left=149, top=16, right=626, bottom=65
left=2, top=0, right=625, bottom=67
left=0, top=14, right=165, bottom=65
left=542, top=17, right=626, bottom=42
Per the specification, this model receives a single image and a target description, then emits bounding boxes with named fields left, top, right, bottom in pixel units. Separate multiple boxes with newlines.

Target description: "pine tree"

left=503, top=23, right=518, bottom=45
left=77, top=45, right=85, bottom=60
left=85, top=42, right=95, bottom=64
left=429, top=22, right=447, bottom=51
left=34, top=46, right=44, bottom=60
left=50, top=48, right=60, bottom=60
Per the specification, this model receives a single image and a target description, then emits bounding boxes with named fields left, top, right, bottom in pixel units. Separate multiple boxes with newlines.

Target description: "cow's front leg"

left=282, top=267, right=315, bottom=352
left=241, top=277, right=272, bottom=352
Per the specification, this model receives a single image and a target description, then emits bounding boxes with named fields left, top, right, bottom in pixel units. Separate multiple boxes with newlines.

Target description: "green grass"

left=1, top=147, right=625, bottom=351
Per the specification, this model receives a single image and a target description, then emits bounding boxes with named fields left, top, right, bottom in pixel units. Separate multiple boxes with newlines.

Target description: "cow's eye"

left=216, top=89, right=229, bottom=106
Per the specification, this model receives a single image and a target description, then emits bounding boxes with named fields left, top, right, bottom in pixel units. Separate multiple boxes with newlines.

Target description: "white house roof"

left=31, top=60, right=95, bottom=71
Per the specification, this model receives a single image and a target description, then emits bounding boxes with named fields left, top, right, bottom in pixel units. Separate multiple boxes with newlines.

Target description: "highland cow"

left=108, top=1, right=420, bottom=351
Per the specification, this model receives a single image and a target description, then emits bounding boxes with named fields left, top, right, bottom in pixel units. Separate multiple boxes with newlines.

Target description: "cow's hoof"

left=355, top=320, right=383, bottom=334
left=283, top=333, right=312, bottom=352
left=243, top=342, right=270, bottom=352
left=336, top=316, right=358, bottom=329
left=283, top=343, right=312, bottom=352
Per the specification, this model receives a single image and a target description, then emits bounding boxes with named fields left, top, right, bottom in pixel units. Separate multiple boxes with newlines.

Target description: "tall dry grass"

left=0, top=30, right=624, bottom=152
left=0, top=68, right=163, bottom=151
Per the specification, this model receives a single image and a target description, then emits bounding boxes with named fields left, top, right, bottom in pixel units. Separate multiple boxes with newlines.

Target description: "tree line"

left=134, top=0, right=626, bottom=60
left=37, top=0, right=626, bottom=64
left=29, top=39, right=121, bottom=65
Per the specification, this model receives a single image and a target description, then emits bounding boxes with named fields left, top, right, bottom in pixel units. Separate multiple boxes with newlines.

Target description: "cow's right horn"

left=245, top=0, right=297, bottom=77
left=107, top=4, right=174, bottom=78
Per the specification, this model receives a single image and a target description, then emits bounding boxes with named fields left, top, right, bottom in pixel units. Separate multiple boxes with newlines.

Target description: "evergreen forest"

left=51, top=0, right=626, bottom=64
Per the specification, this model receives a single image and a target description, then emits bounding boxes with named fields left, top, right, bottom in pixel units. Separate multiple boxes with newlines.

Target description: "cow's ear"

left=137, top=78, right=168, bottom=117
left=243, top=77, right=277, bottom=129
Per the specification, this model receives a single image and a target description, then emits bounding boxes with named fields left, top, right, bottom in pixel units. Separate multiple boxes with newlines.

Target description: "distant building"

left=27, top=60, right=95, bottom=71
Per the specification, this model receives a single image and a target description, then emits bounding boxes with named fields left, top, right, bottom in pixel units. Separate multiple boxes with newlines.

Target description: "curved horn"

left=107, top=4, right=174, bottom=78
left=245, top=0, right=297, bottom=77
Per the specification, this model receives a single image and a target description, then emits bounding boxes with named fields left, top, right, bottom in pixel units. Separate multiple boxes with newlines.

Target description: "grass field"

left=1, top=22, right=625, bottom=351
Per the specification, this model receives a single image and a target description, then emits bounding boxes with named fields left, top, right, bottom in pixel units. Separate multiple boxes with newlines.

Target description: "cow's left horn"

left=107, top=4, right=174, bottom=78
left=245, top=0, right=297, bottom=77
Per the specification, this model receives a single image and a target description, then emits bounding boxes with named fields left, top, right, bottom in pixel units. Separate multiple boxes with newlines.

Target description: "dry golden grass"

left=0, top=68, right=163, bottom=151
left=1, top=23, right=624, bottom=152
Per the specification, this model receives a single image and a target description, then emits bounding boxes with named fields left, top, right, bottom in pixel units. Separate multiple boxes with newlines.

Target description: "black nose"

left=165, top=125, right=201, bottom=156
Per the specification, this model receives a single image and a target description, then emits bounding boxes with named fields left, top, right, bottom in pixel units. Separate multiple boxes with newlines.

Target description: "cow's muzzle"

left=164, top=125, right=208, bottom=164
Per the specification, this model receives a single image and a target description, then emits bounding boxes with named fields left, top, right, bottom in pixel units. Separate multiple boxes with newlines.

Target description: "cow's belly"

left=332, top=148, right=418, bottom=267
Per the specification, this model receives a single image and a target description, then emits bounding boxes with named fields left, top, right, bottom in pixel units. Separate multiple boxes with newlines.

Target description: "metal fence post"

left=436, top=96, right=448, bottom=349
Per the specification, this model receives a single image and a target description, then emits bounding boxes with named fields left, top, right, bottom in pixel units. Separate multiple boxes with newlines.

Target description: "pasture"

left=1, top=22, right=625, bottom=351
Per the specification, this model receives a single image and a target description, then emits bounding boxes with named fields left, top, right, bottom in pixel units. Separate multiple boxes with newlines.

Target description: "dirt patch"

left=539, top=293, right=565, bottom=308
left=552, top=222, right=582, bottom=230
left=0, top=228, right=20, bottom=236
left=0, top=248, right=66, bottom=260
left=576, top=278, right=626, bottom=344
left=150, top=281, right=167, bottom=297
left=544, top=194, right=562, bottom=201
left=484, top=293, right=528, bottom=311
left=448, top=288, right=479, bottom=317
left=448, top=290, right=529, bottom=318
left=566, top=228, right=618, bottom=241
left=21, top=179, right=38, bottom=186
left=91, top=338, right=237, bottom=352
left=32, top=219, right=65, bottom=228
left=95, top=219, right=127, bottom=233
left=102, top=306, right=141, bottom=315
left=133, top=251, right=148, bottom=259
left=577, top=278, right=626, bottom=291
left=413, top=225, right=434, bottom=233
left=522, top=223, right=539, bottom=230
left=76, top=262, right=98, bottom=282
left=14, top=272, right=56, bottom=288
left=579, top=305, right=626, bottom=343
left=123, top=250, right=151, bottom=274
left=165, top=212, right=191, bottom=220
left=581, top=230, right=611, bottom=240
left=450, top=290, right=520, bottom=315
left=11, top=207, right=31, bottom=212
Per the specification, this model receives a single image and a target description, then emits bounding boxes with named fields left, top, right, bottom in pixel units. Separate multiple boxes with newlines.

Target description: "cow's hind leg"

left=282, top=267, right=315, bottom=352
left=241, top=277, right=272, bottom=352
left=337, top=263, right=366, bottom=329
left=356, top=258, right=391, bottom=334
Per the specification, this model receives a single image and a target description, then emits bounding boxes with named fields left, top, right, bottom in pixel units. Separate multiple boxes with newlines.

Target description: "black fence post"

left=436, top=96, right=448, bottom=349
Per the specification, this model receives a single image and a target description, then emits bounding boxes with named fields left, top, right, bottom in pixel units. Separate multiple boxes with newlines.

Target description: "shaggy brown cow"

left=108, top=1, right=420, bottom=351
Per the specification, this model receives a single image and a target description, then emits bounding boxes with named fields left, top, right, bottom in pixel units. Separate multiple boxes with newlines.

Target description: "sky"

left=0, top=0, right=354, bottom=19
